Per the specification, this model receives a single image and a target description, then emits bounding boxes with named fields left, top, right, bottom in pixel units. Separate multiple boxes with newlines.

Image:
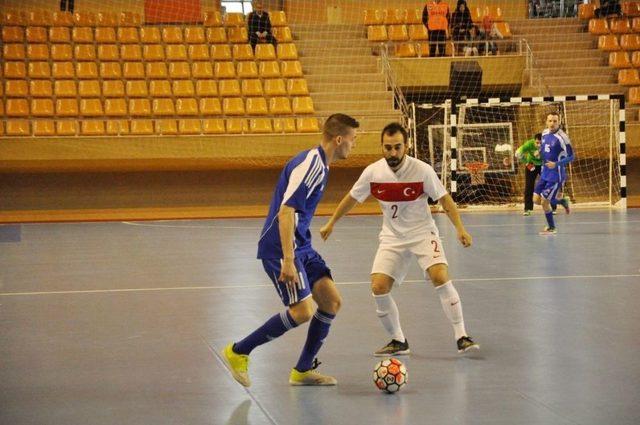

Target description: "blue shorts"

left=261, top=249, right=333, bottom=306
left=534, top=178, right=562, bottom=200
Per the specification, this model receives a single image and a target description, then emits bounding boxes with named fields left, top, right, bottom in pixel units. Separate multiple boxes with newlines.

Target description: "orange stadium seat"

left=27, top=44, right=49, bottom=60
left=215, top=78, right=241, bottom=97
left=106, top=120, right=130, bottom=135
left=33, top=120, right=55, bottom=136
left=166, top=44, right=188, bottom=60
left=117, top=27, right=139, bottom=43
left=56, top=121, right=78, bottom=136
left=26, top=27, right=47, bottom=43
left=129, top=99, right=152, bottom=116
left=126, top=81, right=148, bottom=97
left=189, top=44, right=210, bottom=60
left=123, top=62, right=145, bottom=78
left=196, top=80, right=218, bottom=97
left=200, top=98, right=223, bottom=115
left=49, top=27, right=70, bottom=43
left=4, top=62, right=26, bottom=79
left=176, top=98, right=198, bottom=116
left=405, top=9, right=423, bottom=25
left=225, top=13, right=245, bottom=26
left=223, top=97, right=246, bottom=116
left=579, top=3, right=596, bottom=20
left=281, top=61, right=303, bottom=77
left=185, top=27, right=205, bottom=43
left=264, top=78, right=287, bottom=96
left=242, top=79, right=264, bottom=96
left=104, top=99, right=128, bottom=116
left=150, top=80, right=171, bottom=97
left=56, top=99, right=78, bottom=116
left=495, top=22, right=512, bottom=38
left=52, top=62, right=74, bottom=78
left=143, top=44, right=165, bottom=61
left=225, top=118, right=248, bottom=134
left=173, top=81, right=195, bottom=97
left=29, top=62, right=51, bottom=79
left=202, top=119, right=226, bottom=134
left=409, top=25, right=428, bottom=40
left=629, top=87, right=640, bottom=105
left=388, top=25, right=409, bottom=41
left=80, top=99, right=104, bottom=116
left=79, top=80, right=101, bottom=97
left=98, top=44, right=119, bottom=61
left=618, top=68, right=640, bottom=85
left=72, top=27, right=93, bottom=43
left=486, top=6, right=503, bottom=22
left=32, top=99, right=54, bottom=116
left=228, top=27, right=248, bottom=43
left=30, top=80, right=52, bottom=97
left=246, top=97, right=269, bottom=115
left=632, top=51, right=640, bottom=67
left=156, top=119, right=178, bottom=135
left=6, top=120, right=31, bottom=136
left=74, top=45, right=96, bottom=62
left=610, top=19, right=632, bottom=34
left=207, top=27, right=227, bottom=43
left=119, top=12, right=142, bottom=27
left=204, top=10, right=223, bottom=26
left=169, top=62, right=191, bottom=79
left=269, top=97, right=292, bottom=114
left=396, top=43, right=417, bottom=57
left=211, top=44, right=232, bottom=60
left=130, top=120, right=154, bottom=135
left=249, top=118, right=273, bottom=133
left=292, top=97, right=314, bottom=114
left=273, top=118, right=297, bottom=133
left=102, top=80, right=124, bottom=97
left=4, top=44, right=25, bottom=60
left=178, top=119, right=202, bottom=135
left=620, top=34, right=640, bottom=50
left=273, top=26, right=293, bottom=42
left=470, top=6, right=483, bottom=23
left=100, top=62, right=122, bottom=79
left=233, top=44, right=255, bottom=60
left=237, top=61, right=259, bottom=78
left=598, top=35, right=620, bottom=50
left=622, top=2, right=640, bottom=17
left=2, top=10, right=27, bottom=26
left=287, top=79, right=309, bottom=95
left=140, top=27, right=161, bottom=44
left=215, top=62, right=236, bottom=79
left=162, top=27, right=184, bottom=43
left=256, top=44, right=277, bottom=60
left=73, top=11, right=96, bottom=26
left=633, top=18, right=640, bottom=32
left=2, top=26, right=24, bottom=43
left=278, top=43, right=298, bottom=60
left=368, top=25, right=388, bottom=41
left=609, top=51, right=632, bottom=68
left=96, top=12, right=118, bottom=27
left=271, top=11, right=287, bottom=27
left=588, top=19, right=609, bottom=34
left=296, top=117, right=320, bottom=133
left=120, top=44, right=142, bottom=61
left=81, top=120, right=105, bottom=136
left=6, top=80, right=28, bottom=97
left=51, top=44, right=72, bottom=61
left=384, top=9, right=405, bottom=25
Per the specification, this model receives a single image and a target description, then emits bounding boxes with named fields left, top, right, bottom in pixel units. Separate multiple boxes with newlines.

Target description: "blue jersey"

left=540, top=129, right=574, bottom=183
left=257, top=146, right=329, bottom=259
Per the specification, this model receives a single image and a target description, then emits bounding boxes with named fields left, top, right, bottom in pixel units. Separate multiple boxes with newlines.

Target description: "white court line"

left=1, top=273, right=638, bottom=297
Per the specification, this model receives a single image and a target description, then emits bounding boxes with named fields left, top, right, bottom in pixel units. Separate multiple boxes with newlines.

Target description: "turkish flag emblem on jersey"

left=370, top=182, right=424, bottom=202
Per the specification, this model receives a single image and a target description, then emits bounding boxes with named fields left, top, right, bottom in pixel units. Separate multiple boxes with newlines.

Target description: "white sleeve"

left=423, top=164, right=448, bottom=201
left=349, top=166, right=373, bottom=203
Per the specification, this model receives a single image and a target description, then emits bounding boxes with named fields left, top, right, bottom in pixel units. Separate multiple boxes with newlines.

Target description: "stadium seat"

left=256, top=44, right=277, bottom=60
left=117, top=27, right=139, bottom=43
left=104, top=99, right=128, bottom=116
left=202, top=119, right=226, bottom=134
left=249, top=118, right=273, bottom=133
left=388, top=25, right=409, bottom=41
left=273, top=118, right=297, bottom=133
left=211, top=44, right=232, bottom=60
left=384, top=9, right=405, bottom=25
left=632, top=51, right=640, bottom=67
left=271, top=11, right=287, bottom=27
left=166, top=45, right=188, bottom=60
left=26, top=27, right=47, bottom=43
left=103, top=81, right=126, bottom=98
left=228, top=27, right=248, bottom=43
left=223, top=97, right=246, bottom=115
left=100, top=62, right=122, bottom=79
left=189, top=44, right=210, bottom=60
left=75, top=44, right=97, bottom=61
left=169, top=62, right=191, bottom=79
left=619, top=69, right=640, bottom=85
left=95, top=27, right=117, bottom=43
left=368, top=25, right=388, bottom=41
left=246, top=97, right=269, bottom=115
left=204, top=11, right=223, bottom=26
left=140, top=27, right=161, bottom=44
left=124, top=62, right=145, bottom=79
left=73, top=11, right=96, bottom=26
left=126, top=81, right=149, bottom=97
left=98, top=44, right=119, bottom=61
left=33, top=120, right=55, bottom=136
left=620, top=34, right=640, bottom=50
left=56, top=120, right=78, bottom=136
left=207, top=27, right=227, bottom=43
left=395, top=43, right=417, bottom=57
left=129, top=99, right=152, bottom=116
left=176, top=98, right=198, bottom=116
left=292, top=97, right=314, bottom=114
left=296, top=117, right=320, bottom=133
left=162, top=27, right=184, bottom=43
left=242, top=79, right=264, bottom=96
left=199, top=98, right=222, bottom=115
left=233, top=44, right=255, bottom=61
left=259, top=61, right=281, bottom=78
left=623, top=1, right=640, bottom=17
left=80, top=99, right=104, bottom=116
left=2, top=10, right=28, bottom=26
left=51, top=44, right=72, bottom=61
left=173, top=80, right=195, bottom=97
left=196, top=80, right=218, bottom=97
left=143, top=44, right=165, bottom=61
left=405, top=8, right=422, bottom=24
left=486, top=6, right=503, bottom=22
left=237, top=61, right=259, bottom=78
left=6, top=80, right=28, bottom=97
left=494, top=22, right=512, bottom=38
left=31, top=99, right=54, bottom=116
left=6, top=120, right=31, bottom=136
left=273, top=26, right=293, bottom=42
left=106, top=120, right=130, bottom=135
left=72, top=27, right=93, bottom=43
left=610, top=19, right=632, bottom=34
left=588, top=18, right=609, bottom=35
left=49, top=27, right=71, bottom=42
left=3, top=44, right=25, bottom=60
left=281, top=61, right=303, bottom=77
left=96, top=12, right=118, bottom=27
left=269, top=97, right=292, bottom=114
left=598, top=35, right=620, bottom=51
left=287, top=79, right=309, bottom=95
left=29, top=62, right=51, bottom=78
left=79, top=80, right=101, bottom=97
left=119, top=12, right=142, bottom=26
left=52, top=62, right=74, bottom=78
left=28, top=10, right=53, bottom=26
left=225, top=118, right=248, bottom=134
left=215, top=62, right=236, bottom=79
left=609, top=51, right=632, bottom=68
left=470, top=6, right=483, bottom=23
left=4, top=62, right=26, bottom=79
left=264, top=78, right=287, bottom=96
left=579, top=3, right=596, bottom=20
left=130, top=120, right=154, bottom=135
left=225, top=13, right=245, bottom=26
left=76, top=62, right=98, bottom=79
left=633, top=17, right=640, bottom=32
left=120, top=44, right=142, bottom=61
left=54, top=80, right=76, bottom=97
left=30, top=80, right=53, bottom=97
left=81, top=120, right=105, bottom=136
left=629, top=87, right=640, bottom=105
left=156, top=119, right=178, bottom=135
left=408, top=25, right=428, bottom=41
left=277, top=44, right=298, bottom=60
left=2, top=26, right=24, bottom=42
left=178, top=119, right=202, bottom=134
left=27, top=44, right=49, bottom=60
left=149, top=80, right=171, bottom=97
left=56, top=99, right=78, bottom=116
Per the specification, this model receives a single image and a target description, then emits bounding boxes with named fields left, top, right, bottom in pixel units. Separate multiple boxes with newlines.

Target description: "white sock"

left=435, top=281, right=467, bottom=340
left=373, top=293, right=405, bottom=342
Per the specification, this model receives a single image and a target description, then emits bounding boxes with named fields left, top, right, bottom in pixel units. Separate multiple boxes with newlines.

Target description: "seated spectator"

left=595, top=0, right=621, bottom=18
left=463, top=25, right=480, bottom=56
left=478, top=15, right=502, bottom=55
left=450, top=0, right=473, bottom=55
left=247, top=0, right=277, bottom=51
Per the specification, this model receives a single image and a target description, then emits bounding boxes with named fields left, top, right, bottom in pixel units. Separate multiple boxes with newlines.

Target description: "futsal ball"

left=373, top=358, right=407, bottom=393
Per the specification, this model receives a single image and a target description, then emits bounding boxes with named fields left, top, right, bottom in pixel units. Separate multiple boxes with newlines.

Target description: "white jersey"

left=350, top=156, right=448, bottom=241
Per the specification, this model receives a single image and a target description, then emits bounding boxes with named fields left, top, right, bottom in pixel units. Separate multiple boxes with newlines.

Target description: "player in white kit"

left=320, top=123, right=479, bottom=355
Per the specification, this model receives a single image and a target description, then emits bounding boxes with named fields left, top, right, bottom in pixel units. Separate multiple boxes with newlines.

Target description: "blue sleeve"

left=282, top=155, right=323, bottom=212
left=557, top=143, right=575, bottom=166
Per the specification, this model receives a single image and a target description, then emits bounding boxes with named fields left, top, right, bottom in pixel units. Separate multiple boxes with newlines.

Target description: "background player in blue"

left=533, top=111, right=574, bottom=235
left=222, top=114, right=360, bottom=387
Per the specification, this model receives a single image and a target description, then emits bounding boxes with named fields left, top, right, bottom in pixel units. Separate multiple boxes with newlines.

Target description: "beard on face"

left=385, top=156, right=403, bottom=167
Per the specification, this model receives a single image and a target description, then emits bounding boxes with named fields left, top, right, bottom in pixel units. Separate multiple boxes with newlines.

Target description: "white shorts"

left=371, top=233, right=448, bottom=284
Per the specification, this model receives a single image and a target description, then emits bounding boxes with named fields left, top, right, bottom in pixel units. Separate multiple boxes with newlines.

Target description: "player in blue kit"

left=533, top=111, right=574, bottom=235
left=221, top=113, right=359, bottom=387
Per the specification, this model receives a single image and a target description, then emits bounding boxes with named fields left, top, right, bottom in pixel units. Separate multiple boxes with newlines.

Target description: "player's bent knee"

left=289, top=299, right=315, bottom=324
left=371, top=274, right=394, bottom=295
left=427, top=264, right=449, bottom=286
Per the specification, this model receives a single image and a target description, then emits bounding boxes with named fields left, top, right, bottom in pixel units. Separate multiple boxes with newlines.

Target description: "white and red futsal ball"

left=373, top=358, right=407, bottom=393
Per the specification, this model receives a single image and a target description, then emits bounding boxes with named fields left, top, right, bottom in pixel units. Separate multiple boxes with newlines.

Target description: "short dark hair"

left=381, top=122, right=408, bottom=144
left=323, top=114, right=359, bottom=139
left=534, top=132, right=542, bottom=140
left=547, top=111, right=560, bottom=118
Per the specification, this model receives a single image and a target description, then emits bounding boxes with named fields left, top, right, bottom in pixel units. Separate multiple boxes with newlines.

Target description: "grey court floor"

left=1, top=210, right=640, bottom=425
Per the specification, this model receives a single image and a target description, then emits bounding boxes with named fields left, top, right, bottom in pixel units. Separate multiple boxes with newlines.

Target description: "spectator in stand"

left=247, top=0, right=277, bottom=52
left=478, top=14, right=501, bottom=55
left=463, top=25, right=480, bottom=56
left=423, top=0, right=451, bottom=57
left=595, top=0, right=621, bottom=18
left=450, top=1, right=473, bottom=55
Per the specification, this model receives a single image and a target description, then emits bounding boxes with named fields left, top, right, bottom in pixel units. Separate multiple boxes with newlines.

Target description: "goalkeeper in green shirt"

left=515, top=133, right=542, bottom=216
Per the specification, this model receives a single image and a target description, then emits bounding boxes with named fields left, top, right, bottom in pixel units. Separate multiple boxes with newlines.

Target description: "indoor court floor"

left=1, top=210, right=639, bottom=425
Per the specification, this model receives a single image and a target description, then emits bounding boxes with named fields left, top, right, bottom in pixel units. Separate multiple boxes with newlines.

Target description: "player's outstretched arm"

left=320, top=193, right=359, bottom=241
left=439, top=194, right=472, bottom=247
left=278, top=205, right=300, bottom=288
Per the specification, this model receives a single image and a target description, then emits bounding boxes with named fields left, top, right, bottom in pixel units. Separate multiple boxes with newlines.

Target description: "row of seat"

left=598, top=34, right=640, bottom=50
left=579, top=2, right=640, bottom=20
left=619, top=68, right=640, bottom=85
left=609, top=50, right=640, bottom=67
left=2, top=43, right=298, bottom=62
left=3, top=78, right=309, bottom=98
left=1, top=10, right=288, bottom=28
left=1, top=117, right=320, bottom=137
left=3, top=96, right=315, bottom=117
left=364, top=6, right=504, bottom=26
left=394, top=42, right=454, bottom=58
left=1, top=25, right=293, bottom=45
left=3, top=60, right=304, bottom=79
left=367, top=22, right=512, bottom=43
left=588, top=17, right=640, bottom=34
